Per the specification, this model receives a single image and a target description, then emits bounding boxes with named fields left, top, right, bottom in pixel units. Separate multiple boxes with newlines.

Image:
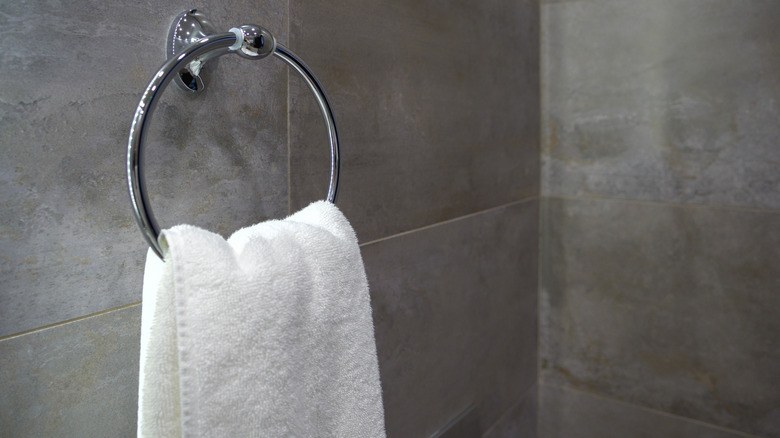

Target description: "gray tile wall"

left=540, top=198, right=780, bottom=436
left=0, top=306, right=142, bottom=437
left=366, top=201, right=538, bottom=437
left=543, top=0, right=780, bottom=209
left=287, top=0, right=540, bottom=241
left=1, top=1, right=539, bottom=437
left=541, top=0, right=780, bottom=437
left=0, top=0, right=290, bottom=338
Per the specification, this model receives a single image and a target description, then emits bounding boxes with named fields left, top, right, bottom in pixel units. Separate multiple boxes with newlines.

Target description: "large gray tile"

left=483, top=385, right=537, bottom=438
left=540, top=197, right=780, bottom=437
left=0, top=305, right=141, bottom=437
left=289, top=0, right=540, bottom=242
left=541, top=0, right=780, bottom=209
left=0, top=1, right=288, bottom=336
left=539, top=384, right=757, bottom=438
left=363, top=200, right=539, bottom=438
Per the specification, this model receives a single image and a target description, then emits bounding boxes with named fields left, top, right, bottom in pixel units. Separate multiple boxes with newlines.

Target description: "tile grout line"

left=0, top=301, right=142, bottom=343
left=482, top=384, right=536, bottom=437
left=358, top=197, right=539, bottom=248
left=536, top=191, right=545, bottom=436
left=286, top=0, right=292, bottom=216
left=2, top=198, right=539, bottom=342
left=541, top=383, right=763, bottom=438
left=542, top=193, right=780, bottom=215
left=536, top=0, right=545, bottom=430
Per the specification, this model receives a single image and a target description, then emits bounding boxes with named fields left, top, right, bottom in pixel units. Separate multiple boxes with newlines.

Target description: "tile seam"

left=0, top=198, right=539, bottom=340
left=286, top=0, right=292, bottom=216
left=540, top=382, right=762, bottom=438
left=536, top=194, right=545, bottom=436
left=482, top=383, right=537, bottom=437
left=359, top=197, right=539, bottom=248
left=537, top=0, right=545, bottom=416
left=0, top=301, right=142, bottom=343
left=542, top=194, right=780, bottom=215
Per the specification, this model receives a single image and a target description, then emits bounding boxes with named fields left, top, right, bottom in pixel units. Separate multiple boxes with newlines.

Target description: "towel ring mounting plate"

left=127, top=10, right=340, bottom=260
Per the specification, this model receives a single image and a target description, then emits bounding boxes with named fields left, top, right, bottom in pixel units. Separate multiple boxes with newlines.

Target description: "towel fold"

left=138, top=201, right=386, bottom=437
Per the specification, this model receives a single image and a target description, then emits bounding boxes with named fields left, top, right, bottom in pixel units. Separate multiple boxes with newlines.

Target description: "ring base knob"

left=168, top=9, right=217, bottom=92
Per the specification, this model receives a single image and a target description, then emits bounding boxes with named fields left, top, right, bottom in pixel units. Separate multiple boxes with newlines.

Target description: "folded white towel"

left=137, top=201, right=386, bottom=437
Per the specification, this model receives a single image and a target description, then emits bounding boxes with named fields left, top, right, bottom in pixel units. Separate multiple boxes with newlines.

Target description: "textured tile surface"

left=540, top=197, right=780, bottom=437
left=539, top=385, right=756, bottom=438
left=0, top=1, right=288, bottom=336
left=483, top=385, right=537, bottom=438
left=289, top=0, right=540, bottom=242
left=364, top=200, right=539, bottom=438
left=0, top=305, right=141, bottom=437
left=542, top=0, right=780, bottom=209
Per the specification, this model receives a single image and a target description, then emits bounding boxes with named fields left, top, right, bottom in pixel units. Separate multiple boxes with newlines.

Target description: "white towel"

left=137, top=201, right=386, bottom=437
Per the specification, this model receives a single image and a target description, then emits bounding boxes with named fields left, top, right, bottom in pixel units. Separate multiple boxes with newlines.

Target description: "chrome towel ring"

left=127, top=10, right=340, bottom=260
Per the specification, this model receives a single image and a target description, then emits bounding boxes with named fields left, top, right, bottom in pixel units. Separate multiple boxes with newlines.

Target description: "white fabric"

left=138, top=201, right=386, bottom=437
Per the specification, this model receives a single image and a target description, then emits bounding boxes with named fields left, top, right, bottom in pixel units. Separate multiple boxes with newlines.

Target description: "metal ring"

left=127, top=31, right=340, bottom=260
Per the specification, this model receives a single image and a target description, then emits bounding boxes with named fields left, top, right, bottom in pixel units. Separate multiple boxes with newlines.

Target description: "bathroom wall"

left=0, top=1, right=539, bottom=437
left=540, top=1, right=780, bottom=437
